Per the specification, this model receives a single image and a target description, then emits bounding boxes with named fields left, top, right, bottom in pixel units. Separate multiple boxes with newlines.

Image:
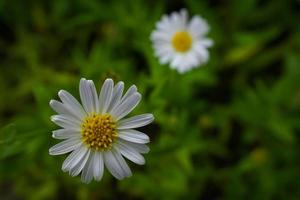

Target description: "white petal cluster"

left=49, top=78, right=154, bottom=183
left=151, top=9, right=213, bottom=73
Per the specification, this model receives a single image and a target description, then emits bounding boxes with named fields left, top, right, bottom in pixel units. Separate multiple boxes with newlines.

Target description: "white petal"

left=173, top=53, right=195, bottom=73
left=151, top=30, right=172, bottom=42
left=103, top=148, right=132, bottom=180
left=171, top=52, right=197, bottom=73
left=160, top=55, right=170, bottom=64
left=69, top=149, right=90, bottom=177
left=99, top=79, right=114, bottom=114
left=103, top=150, right=122, bottom=179
left=51, top=115, right=80, bottom=130
left=120, top=85, right=137, bottom=104
left=169, top=10, right=187, bottom=30
left=50, top=100, right=68, bottom=114
left=196, top=38, right=213, bottom=47
left=80, top=78, right=98, bottom=114
left=156, top=15, right=172, bottom=31
left=153, top=44, right=174, bottom=61
left=52, top=129, right=80, bottom=139
left=89, top=80, right=100, bottom=112
left=155, top=14, right=178, bottom=35
left=170, top=54, right=184, bottom=69
left=185, top=51, right=198, bottom=66
left=118, top=139, right=150, bottom=154
left=49, top=137, right=82, bottom=155
left=110, top=148, right=132, bottom=178
left=58, top=90, right=87, bottom=119
left=81, top=151, right=95, bottom=183
left=110, top=93, right=141, bottom=120
left=118, top=129, right=150, bottom=144
left=188, top=15, right=209, bottom=38
left=193, top=45, right=209, bottom=64
left=117, top=114, right=154, bottom=129
left=116, top=142, right=145, bottom=165
left=107, top=81, right=124, bottom=112
left=49, top=100, right=82, bottom=122
left=93, top=152, right=104, bottom=181
left=62, top=145, right=87, bottom=172
left=179, top=9, right=188, bottom=29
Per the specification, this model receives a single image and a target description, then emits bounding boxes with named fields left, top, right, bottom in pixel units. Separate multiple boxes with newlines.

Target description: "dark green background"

left=0, top=0, right=300, bottom=199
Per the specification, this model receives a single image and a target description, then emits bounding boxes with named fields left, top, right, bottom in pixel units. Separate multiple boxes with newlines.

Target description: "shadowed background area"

left=0, top=0, right=300, bottom=199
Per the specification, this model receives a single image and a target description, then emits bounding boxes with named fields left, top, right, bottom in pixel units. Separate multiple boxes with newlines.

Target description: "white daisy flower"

left=49, top=78, right=154, bottom=183
left=151, top=9, right=213, bottom=73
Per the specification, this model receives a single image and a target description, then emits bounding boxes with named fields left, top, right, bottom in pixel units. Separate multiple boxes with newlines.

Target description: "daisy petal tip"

left=104, top=78, right=114, bottom=84
left=50, top=115, right=56, bottom=122
left=126, top=172, right=133, bottom=178
left=79, top=78, right=87, bottom=86
left=114, top=176, right=123, bottom=180
left=58, top=90, right=66, bottom=97
left=49, top=148, right=55, bottom=156
left=94, top=176, right=103, bottom=182
left=134, top=92, right=142, bottom=100
left=149, top=113, right=155, bottom=121
left=49, top=100, right=56, bottom=107
left=69, top=171, right=77, bottom=177
left=119, top=81, right=124, bottom=87
left=87, top=80, right=94, bottom=85
left=61, top=165, right=69, bottom=172
left=115, top=173, right=130, bottom=180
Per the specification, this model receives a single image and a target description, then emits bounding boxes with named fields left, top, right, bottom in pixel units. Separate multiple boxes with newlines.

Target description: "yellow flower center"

left=172, top=31, right=192, bottom=52
left=81, top=113, right=117, bottom=151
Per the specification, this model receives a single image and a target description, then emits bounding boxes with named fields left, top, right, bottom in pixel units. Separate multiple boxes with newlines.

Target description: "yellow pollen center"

left=172, top=31, right=192, bottom=52
left=81, top=113, right=117, bottom=151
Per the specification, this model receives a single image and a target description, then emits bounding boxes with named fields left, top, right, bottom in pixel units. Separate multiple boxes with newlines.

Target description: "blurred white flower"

left=151, top=9, right=213, bottom=73
left=49, top=78, right=154, bottom=183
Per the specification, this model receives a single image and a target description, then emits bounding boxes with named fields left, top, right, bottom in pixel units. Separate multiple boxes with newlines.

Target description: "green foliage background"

left=0, top=0, right=300, bottom=199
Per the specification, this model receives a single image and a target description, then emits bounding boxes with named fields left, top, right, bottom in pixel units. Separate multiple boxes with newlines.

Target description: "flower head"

left=151, top=9, right=213, bottom=73
left=49, top=78, right=154, bottom=183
